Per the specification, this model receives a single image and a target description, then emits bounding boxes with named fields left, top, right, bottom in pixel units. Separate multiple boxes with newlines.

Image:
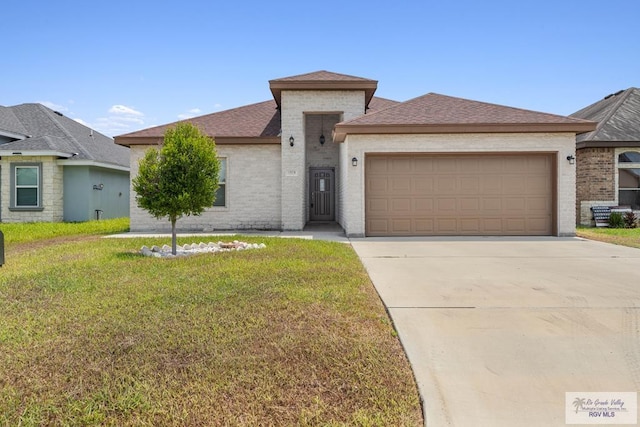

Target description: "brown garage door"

left=365, top=154, right=555, bottom=236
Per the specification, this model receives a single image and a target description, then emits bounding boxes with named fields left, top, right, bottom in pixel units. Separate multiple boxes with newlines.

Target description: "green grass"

left=0, top=229, right=422, bottom=426
left=0, top=218, right=130, bottom=245
left=577, top=226, right=640, bottom=249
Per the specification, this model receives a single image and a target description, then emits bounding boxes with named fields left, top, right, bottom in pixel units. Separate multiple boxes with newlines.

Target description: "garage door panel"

left=413, top=177, right=434, bottom=192
left=390, top=158, right=411, bottom=173
left=414, top=198, right=434, bottom=212
left=482, top=218, right=503, bottom=232
left=368, top=198, right=389, bottom=213
left=459, top=198, right=480, bottom=212
left=391, top=177, right=411, bottom=193
left=391, top=219, right=411, bottom=233
left=366, top=154, right=554, bottom=236
left=459, top=176, right=480, bottom=193
left=437, top=198, right=457, bottom=212
left=415, top=218, right=434, bottom=232
left=460, top=219, right=481, bottom=232
left=436, top=177, right=456, bottom=193
left=368, top=177, right=388, bottom=193
left=413, top=157, right=434, bottom=172
left=391, top=198, right=411, bottom=213
left=504, top=156, right=528, bottom=173
left=503, top=176, right=526, bottom=194
left=436, top=218, right=458, bottom=233
left=527, top=197, right=550, bottom=212
left=368, top=157, right=388, bottom=174
left=436, top=158, right=457, bottom=173
left=481, top=176, right=503, bottom=194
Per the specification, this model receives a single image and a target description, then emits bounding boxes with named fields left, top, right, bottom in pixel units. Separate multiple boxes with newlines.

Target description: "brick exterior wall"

left=576, top=147, right=615, bottom=225
left=129, top=144, right=281, bottom=232
left=280, top=90, right=365, bottom=230
left=0, top=155, right=64, bottom=222
left=342, top=133, right=577, bottom=237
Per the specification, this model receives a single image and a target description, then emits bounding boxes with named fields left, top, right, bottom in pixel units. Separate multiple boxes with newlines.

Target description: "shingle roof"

left=269, top=70, right=377, bottom=83
left=0, top=103, right=129, bottom=168
left=269, top=70, right=378, bottom=109
left=571, top=88, right=640, bottom=144
left=0, top=106, right=29, bottom=137
left=117, top=100, right=281, bottom=141
left=115, top=96, right=400, bottom=146
left=333, top=93, right=596, bottom=141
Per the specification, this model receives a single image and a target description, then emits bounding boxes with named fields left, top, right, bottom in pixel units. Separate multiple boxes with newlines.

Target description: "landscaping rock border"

left=140, top=240, right=266, bottom=258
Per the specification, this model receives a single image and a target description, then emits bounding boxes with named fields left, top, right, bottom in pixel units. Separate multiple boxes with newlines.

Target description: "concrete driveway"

left=351, top=237, right=640, bottom=426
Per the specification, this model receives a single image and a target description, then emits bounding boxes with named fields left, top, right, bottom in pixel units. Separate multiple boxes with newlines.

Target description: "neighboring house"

left=0, top=103, right=130, bottom=223
left=116, top=71, right=595, bottom=237
left=571, top=88, right=640, bottom=225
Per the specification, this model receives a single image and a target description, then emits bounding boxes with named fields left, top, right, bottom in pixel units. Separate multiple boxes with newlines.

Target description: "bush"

left=609, top=212, right=625, bottom=228
left=624, top=211, right=638, bottom=228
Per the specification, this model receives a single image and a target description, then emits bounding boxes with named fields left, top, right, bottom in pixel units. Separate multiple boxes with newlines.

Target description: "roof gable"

left=334, top=93, right=596, bottom=141
left=571, top=88, right=640, bottom=145
left=0, top=106, right=29, bottom=138
left=1, top=103, right=129, bottom=168
left=269, top=70, right=378, bottom=109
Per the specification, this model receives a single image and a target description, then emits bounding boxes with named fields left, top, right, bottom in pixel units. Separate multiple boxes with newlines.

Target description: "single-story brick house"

left=0, top=103, right=130, bottom=222
left=571, top=88, right=640, bottom=225
left=115, top=71, right=595, bottom=237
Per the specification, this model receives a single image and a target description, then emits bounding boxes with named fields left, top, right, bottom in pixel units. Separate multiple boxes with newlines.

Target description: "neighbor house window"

left=213, top=158, right=226, bottom=207
left=618, top=151, right=640, bottom=209
left=11, top=163, right=43, bottom=209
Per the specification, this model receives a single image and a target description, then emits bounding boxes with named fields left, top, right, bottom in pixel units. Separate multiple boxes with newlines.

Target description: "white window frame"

left=10, top=163, right=43, bottom=210
left=616, top=149, right=640, bottom=208
left=213, top=157, right=227, bottom=208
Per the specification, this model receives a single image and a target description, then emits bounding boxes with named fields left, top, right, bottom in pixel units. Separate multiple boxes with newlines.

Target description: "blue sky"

left=3, top=0, right=639, bottom=137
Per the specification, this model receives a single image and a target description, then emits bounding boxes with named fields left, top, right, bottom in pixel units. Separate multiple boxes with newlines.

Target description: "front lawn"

left=0, top=229, right=422, bottom=425
left=576, top=227, right=640, bottom=249
left=0, top=217, right=129, bottom=245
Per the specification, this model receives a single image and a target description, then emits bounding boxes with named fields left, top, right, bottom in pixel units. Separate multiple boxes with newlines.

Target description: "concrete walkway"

left=351, top=237, right=640, bottom=426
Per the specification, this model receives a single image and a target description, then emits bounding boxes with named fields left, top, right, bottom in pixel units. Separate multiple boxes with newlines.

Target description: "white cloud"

left=38, top=101, right=68, bottom=112
left=109, top=104, right=144, bottom=116
left=73, top=117, right=91, bottom=127
left=177, top=107, right=202, bottom=120
left=87, top=104, right=148, bottom=137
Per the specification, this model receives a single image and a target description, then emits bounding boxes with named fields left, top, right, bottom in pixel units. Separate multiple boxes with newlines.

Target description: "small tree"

left=133, top=122, right=220, bottom=255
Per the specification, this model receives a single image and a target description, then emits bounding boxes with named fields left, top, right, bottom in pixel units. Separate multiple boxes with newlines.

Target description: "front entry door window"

left=309, top=168, right=334, bottom=221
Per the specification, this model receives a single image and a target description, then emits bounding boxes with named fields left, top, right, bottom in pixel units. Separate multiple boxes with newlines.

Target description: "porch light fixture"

left=352, top=157, right=358, bottom=167
left=319, top=115, right=325, bottom=145
left=566, top=155, right=575, bottom=165
left=289, top=136, right=294, bottom=147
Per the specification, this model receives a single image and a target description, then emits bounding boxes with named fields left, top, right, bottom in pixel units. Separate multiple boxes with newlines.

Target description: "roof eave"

left=115, top=136, right=280, bottom=147
left=57, top=159, right=130, bottom=172
left=577, top=140, right=640, bottom=149
left=0, top=150, right=74, bottom=157
left=0, top=129, right=30, bottom=140
left=269, top=80, right=378, bottom=109
left=333, top=122, right=598, bottom=143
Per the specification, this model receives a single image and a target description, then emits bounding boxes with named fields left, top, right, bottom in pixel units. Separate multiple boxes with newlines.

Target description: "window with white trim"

left=11, top=164, right=42, bottom=209
left=213, top=158, right=226, bottom=207
left=618, top=151, right=640, bottom=209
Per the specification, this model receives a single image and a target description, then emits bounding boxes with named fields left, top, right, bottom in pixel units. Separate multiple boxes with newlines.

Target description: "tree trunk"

left=171, top=217, right=177, bottom=255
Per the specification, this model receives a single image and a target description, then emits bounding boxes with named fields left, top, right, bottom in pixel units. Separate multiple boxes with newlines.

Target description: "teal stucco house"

left=0, top=103, right=130, bottom=222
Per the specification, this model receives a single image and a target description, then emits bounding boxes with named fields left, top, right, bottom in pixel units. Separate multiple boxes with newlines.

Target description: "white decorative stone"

left=139, top=241, right=265, bottom=258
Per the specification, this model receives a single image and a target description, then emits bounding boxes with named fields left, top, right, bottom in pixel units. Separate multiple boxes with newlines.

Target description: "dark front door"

left=309, top=168, right=334, bottom=221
